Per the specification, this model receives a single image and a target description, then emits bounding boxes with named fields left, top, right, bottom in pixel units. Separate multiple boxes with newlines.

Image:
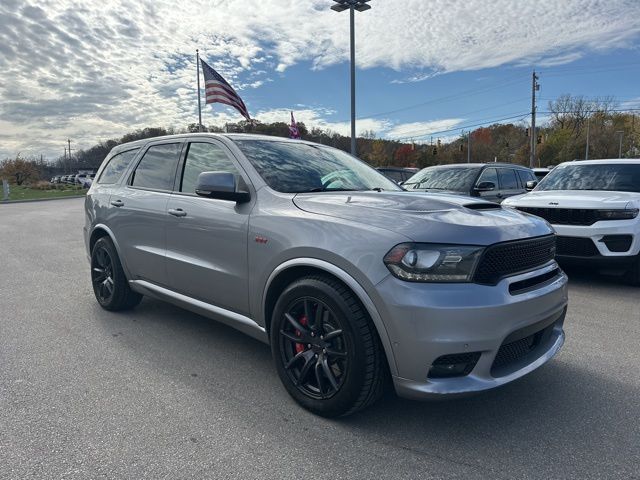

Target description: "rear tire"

left=270, top=274, right=386, bottom=417
left=91, top=237, right=142, bottom=311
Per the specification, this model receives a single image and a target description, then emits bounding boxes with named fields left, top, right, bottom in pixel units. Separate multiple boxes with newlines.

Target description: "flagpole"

left=196, top=49, right=203, bottom=132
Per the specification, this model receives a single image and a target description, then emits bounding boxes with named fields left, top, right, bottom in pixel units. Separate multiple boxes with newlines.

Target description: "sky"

left=1, top=0, right=639, bottom=160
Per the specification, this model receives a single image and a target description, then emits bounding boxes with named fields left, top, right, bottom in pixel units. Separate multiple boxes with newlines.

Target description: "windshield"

left=233, top=140, right=401, bottom=193
left=404, top=166, right=481, bottom=192
left=537, top=163, right=640, bottom=193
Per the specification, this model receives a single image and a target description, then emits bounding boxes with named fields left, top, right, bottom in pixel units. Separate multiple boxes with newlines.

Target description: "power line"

left=355, top=73, right=528, bottom=120
left=393, top=112, right=530, bottom=141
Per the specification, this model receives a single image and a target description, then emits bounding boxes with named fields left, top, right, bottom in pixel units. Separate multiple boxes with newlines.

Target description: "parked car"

left=533, top=167, right=551, bottom=181
left=376, top=167, right=418, bottom=184
left=85, top=134, right=567, bottom=416
left=403, top=163, right=537, bottom=203
left=50, top=176, right=60, bottom=183
left=503, top=159, right=640, bottom=284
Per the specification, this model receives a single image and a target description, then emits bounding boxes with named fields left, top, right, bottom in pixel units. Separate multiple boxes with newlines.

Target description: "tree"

left=0, top=155, right=40, bottom=185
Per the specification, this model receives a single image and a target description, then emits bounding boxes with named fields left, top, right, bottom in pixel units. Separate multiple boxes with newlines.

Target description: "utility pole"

left=467, top=131, right=471, bottom=163
left=585, top=117, right=590, bottom=160
left=529, top=71, right=539, bottom=169
left=196, top=49, right=203, bottom=132
left=617, top=131, right=624, bottom=158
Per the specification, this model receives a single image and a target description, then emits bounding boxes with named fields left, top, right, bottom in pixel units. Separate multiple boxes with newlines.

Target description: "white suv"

left=503, top=159, right=640, bottom=284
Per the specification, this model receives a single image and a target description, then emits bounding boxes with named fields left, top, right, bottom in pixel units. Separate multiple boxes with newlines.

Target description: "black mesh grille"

left=556, top=236, right=599, bottom=257
left=473, top=235, right=556, bottom=285
left=516, top=207, right=599, bottom=226
left=492, top=332, right=542, bottom=370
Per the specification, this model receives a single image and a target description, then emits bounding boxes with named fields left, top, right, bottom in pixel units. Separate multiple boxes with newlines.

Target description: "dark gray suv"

left=403, top=163, right=538, bottom=203
left=84, top=133, right=568, bottom=416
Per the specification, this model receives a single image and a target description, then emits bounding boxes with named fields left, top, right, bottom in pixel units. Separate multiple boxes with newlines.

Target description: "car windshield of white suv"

left=537, top=163, right=640, bottom=193
left=403, top=167, right=481, bottom=192
left=234, top=140, right=401, bottom=193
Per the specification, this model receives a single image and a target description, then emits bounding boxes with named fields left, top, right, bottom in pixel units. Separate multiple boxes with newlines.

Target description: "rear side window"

left=97, top=149, right=139, bottom=184
left=131, top=143, right=181, bottom=191
left=476, top=168, right=498, bottom=187
left=498, top=169, right=519, bottom=189
left=180, top=142, right=240, bottom=194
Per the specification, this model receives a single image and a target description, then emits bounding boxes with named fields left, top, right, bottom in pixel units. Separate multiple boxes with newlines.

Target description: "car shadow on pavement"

left=561, top=264, right=633, bottom=289
left=340, top=359, right=639, bottom=476
left=94, top=295, right=638, bottom=477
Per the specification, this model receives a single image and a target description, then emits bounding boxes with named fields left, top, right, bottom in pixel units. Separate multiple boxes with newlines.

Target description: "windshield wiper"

left=306, top=187, right=360, bottom=193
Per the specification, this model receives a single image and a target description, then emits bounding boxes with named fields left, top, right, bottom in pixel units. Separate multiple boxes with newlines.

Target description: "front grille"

left=491, top=325, right=553, bottom=373
left=556, top=236, right=599, bottom=257
left=473, top=235, right=556, bottom=285
left=516, top=207, right=599, bottom=226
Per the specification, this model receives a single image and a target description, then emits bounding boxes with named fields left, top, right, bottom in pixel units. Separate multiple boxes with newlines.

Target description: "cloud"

left=385, top=119, right=465, bottom=140
left=0, top=0, right=639, bottom=158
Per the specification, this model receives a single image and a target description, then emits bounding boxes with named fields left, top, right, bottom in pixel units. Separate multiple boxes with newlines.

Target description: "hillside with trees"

left=1, top=95, right=638, bottom=184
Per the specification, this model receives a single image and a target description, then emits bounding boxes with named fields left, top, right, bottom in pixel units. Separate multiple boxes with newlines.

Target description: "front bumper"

left=553, top=222, right=640, bottom=259
left=373, top=262, right=568, bottom=400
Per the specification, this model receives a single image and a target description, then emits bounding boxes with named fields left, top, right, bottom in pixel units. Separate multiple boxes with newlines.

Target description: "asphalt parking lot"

left=1, top=197, right=639, bottom=479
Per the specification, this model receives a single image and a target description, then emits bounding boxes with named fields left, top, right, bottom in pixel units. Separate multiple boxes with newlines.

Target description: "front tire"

left=626, top=255, right=640, bottom=286
left=91, top=236, right=142, bottom=311
left=270, top=275, right=386, bottom=417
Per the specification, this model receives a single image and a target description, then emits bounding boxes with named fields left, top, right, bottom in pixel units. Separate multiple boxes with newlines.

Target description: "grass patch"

left=3, top=185, right=86, bottom=201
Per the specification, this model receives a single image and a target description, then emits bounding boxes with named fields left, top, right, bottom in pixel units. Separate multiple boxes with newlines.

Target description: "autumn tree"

left=0, top=155, right=40, bottom=185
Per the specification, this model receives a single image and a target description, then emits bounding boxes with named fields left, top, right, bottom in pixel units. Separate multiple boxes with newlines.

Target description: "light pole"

left=331, top=0, right=371, bottom=156
left=616, top=130, right=624, bottom=158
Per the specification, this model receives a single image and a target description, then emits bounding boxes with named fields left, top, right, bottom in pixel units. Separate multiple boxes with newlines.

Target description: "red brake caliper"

left=295, top=315, right=308, bottom=354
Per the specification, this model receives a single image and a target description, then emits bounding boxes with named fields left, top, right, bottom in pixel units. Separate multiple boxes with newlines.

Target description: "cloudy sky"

left=1, top=0, right=640, bottom=160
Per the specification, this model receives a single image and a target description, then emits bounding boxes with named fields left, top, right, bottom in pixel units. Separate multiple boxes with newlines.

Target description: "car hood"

left=293, top=191, right=552, bottom=245
left=502, top=190, right=640, bottom=209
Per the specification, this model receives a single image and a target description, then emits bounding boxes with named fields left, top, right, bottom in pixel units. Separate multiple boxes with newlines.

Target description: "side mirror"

left=525, top=180, right=538, bottom=191
left=475, top=181, right=496, bottom=192
left=195, top=171, right=250, bottom=203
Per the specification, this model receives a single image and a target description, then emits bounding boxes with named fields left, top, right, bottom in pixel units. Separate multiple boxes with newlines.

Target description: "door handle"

left=110, top=199, right=124, bottom=207
left=168, top=208, right=187, bottom=217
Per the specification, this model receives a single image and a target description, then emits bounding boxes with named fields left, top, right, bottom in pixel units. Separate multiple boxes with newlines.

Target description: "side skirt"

left=129, top=280, right=269, bottom=344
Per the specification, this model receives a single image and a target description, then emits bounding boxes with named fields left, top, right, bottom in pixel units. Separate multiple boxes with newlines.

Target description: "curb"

left=1, top=195, right=86, bottom=205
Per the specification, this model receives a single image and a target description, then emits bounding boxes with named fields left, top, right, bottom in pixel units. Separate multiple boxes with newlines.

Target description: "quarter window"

left=97, top=149, right=139, bottom=184
left=131, top=143, right=181, bottom=191
left=180, top=142, right=240, bottom=194
left=498, top=169, right=519, bottom=189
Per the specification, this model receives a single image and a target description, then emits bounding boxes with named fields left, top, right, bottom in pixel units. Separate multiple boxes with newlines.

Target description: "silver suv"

left=84, top=133, right=568, bottom=417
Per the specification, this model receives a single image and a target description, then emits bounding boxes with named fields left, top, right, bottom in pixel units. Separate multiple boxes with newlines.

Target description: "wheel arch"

left=89, top=224, right=132, bottom=280
left=262, top=258, right=398, bottom=376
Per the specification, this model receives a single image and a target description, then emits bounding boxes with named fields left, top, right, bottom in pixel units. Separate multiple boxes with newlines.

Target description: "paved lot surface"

left=1, top=198, right=639, bottom=479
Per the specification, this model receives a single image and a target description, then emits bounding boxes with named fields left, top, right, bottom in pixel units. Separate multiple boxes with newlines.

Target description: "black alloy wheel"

left=92, top=244, right=115, bottom=305
left=278, top=297, right=348, bottom=400
left=270, top=275, right=386, bottom=417
left=90, top=236, right=142, bottom=311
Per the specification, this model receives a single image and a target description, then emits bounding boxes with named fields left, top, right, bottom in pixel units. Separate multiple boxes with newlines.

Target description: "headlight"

left=596, top=209, right=639, bottom=221
left=383, top=243, right=484, bottom=282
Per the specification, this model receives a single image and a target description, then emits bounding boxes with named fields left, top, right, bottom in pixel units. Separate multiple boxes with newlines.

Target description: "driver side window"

left=180, top=142, right=241, bottom=194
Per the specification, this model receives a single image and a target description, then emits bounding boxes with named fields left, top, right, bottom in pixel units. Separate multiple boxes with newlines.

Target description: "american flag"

left=200, top=59, right=250, bottom=121
left=289, top=111, right=301, bottom=139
